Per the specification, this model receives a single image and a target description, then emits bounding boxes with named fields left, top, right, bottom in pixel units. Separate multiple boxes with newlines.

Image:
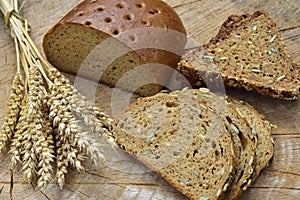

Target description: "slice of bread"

left=178, top=11, right=300, bottom=100
left=182, top=90, right=256, bottom=200
left=227, top=97, right=275, bottom=184
left=43, top=0, right=186, bottom=96
left=222, top=103, right=255, bottom=199
left=114, top=88, right=236, bottom=200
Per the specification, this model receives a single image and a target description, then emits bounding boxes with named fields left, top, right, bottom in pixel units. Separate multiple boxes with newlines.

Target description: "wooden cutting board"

left=0, top=0, right=299, bottom=199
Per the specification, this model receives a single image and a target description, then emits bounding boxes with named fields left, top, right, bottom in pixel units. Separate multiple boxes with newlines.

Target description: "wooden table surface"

left=0, top=0, right=299, bottom=199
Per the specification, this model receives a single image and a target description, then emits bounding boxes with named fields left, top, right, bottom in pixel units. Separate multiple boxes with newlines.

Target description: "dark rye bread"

left=43, top=0, right=186, bottom=96
left=218, top=104, right=255, bottom=199
left=182, top=89, right=256, bottom=200
left=178, top=11, right=300, bottom=100
left=222, top=103, right=255, bottom=200
left=114, top=88, right=236, bottom=200
left=227, top=97, right=275, bottom=184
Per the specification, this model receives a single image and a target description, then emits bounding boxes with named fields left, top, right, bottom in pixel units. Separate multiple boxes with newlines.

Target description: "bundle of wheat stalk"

left=0, top=0, right=116, bottom=190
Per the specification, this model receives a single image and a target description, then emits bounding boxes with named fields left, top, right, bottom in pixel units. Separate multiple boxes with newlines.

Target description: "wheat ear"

left=36, top=95, right=55, bottom=190
left=21, top=64, right=45, bottom=184
left=48, top=80, right=88, bottom=189
left=0, top=73, right=24, bottom=152
left=10, top=96, right=27, bottom=166
left=48, top=68, right=117, bottom=149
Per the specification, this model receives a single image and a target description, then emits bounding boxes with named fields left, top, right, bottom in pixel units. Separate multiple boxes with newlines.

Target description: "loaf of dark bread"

left=178, top=11, right=300, bottom=100
left=43, top=0, right=187, bottom=96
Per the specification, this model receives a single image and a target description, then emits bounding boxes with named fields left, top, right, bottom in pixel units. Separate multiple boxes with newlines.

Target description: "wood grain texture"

left=0, top=0, right=299, bottom=199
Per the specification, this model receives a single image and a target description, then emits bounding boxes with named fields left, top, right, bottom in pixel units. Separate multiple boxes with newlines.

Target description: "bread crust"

left=43, top=0, right=187, bottom=96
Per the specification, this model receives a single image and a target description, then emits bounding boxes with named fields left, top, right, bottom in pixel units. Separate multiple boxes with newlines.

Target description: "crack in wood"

left=50, top=182, right=168, bottom=188
left=110, top=183, right=126, bottom=189
left=291, top=147, right=300, bottom=151
left=267, top=169, right=300, bottom=177
left=0, top=185, right=4, bottom=195
left=250, top=186, right=300, bottom=199
left=291, top=51, right=300, bottom=61
left=66, top=185, right=91, bottom=198
left=9, top=169, right=13, bottom=200
left=40, top=190, right=51, bottom=200
left=172, top=0, right=200, bottom=9
left=127, top=183, right=168, bottom=187
left=272, top=133, right=300, bottom=136
left=254, top=186, right=300, bottom=190
left=84, top=170, right=111, bottom=180
left=283, top=33, right=300, bottom=41
left=280, top=25, right=300, bottom=32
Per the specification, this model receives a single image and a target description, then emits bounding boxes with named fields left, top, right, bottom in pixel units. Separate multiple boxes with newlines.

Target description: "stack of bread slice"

left=113, top=88, right=275, bottom=200
left=178, top=11, right=300, bottom=100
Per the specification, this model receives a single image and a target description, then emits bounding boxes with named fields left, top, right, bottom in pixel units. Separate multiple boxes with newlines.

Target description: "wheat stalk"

left=0, top=0, right=117, bottom=190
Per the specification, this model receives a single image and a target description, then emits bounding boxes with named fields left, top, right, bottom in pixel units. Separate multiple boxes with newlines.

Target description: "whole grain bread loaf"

left=43, top=0, right=187, bottom=96
left=178, top=11, right=300, bottom=100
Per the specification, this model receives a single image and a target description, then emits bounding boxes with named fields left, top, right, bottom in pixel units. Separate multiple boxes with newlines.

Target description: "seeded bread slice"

left=182, top=89, right=256, bottom=200
left=114, top=89, right=235, bottom=200
left=178, top=11, right=300, bottom=100
left=222, top=103, right=255, bottom=200
left=228, top=97, right=275, bottom=184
